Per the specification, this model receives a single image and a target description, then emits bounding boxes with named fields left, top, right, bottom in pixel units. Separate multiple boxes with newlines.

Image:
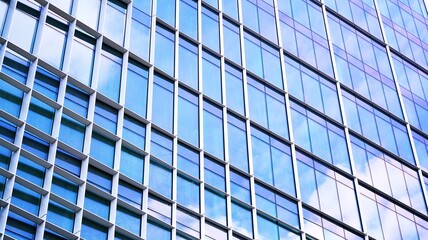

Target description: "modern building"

left=1, top=0, right=428, bottom=239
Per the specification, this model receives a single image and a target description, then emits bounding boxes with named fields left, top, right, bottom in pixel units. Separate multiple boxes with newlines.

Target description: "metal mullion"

left=141, top=0, right=159, bottom=238
left=0, top=0, right=18, bottom=40
left=31, top=0, right=48, bottom=58
left=321, top=2, right=369, bottom=239
left=171, top=0, right=180, bottom=239
left=123, top=0, right=132, bottom=50
left=236, top=0, right=256, bottom=238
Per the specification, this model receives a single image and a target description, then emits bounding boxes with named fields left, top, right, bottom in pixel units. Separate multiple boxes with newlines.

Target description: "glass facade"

left=1, top=0, right=428, bottom=239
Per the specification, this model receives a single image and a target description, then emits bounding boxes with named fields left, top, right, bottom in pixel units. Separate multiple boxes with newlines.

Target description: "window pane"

left=68, top=31, right=95, bottom=86
left=155, top=26, right=175, bottom=76
left=149, top=161, right=172, bottom=198
left=9, top=5, right=39, bottom=52
left=104, top=0, right=126, bottom=45
left=39, top=16, right=67, bottom=69
left=125, top=60, right=148, bottom=117
left=152, top=75, right=174, bottom=132
left=203, top=101, right=224, bottom=160
left=97, top=45, right=122, bottom=102
left=178, top=87, right=199, bottom=146
left=76, top=0, right=100, bottom=30
left=120, top=147, right=144, bottom=183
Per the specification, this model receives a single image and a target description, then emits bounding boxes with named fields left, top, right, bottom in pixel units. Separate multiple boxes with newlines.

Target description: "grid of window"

left=0, top=0, right=428, bottom=239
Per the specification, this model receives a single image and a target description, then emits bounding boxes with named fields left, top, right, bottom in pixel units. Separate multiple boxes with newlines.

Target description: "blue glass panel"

left=177, top=144, right=199, bottom=178
left=59, top=114, right=85, bottom=151
left=84, top=192, right=110, bottom=219
left=227, top=114, right=248, bottom=172
left=122, top=115, right=146, bottom=150
left=151, top=130, right=173, bottom=164
left=76, top=0, right=100, bottom=29
left=90, top=132, right=115, bottom=167
left=0, top=78, right=23, bottom=117
left=157, top=0, right=175, bottom=27
left=149, top=161, right=172, bottom=198
left=27, top=97, right=55, bottom=135
left=47, top=200, right=74, bottom=232
left=120, top=148, right=144, bottom=183
left=130, top=7, right=151, bottom=60
left=33, top=67, right=60, bottom=101
left=116, top=206, right=141, bottom=235
left=94, top=100, right=117, bottom=134
left=104, top=0, right=126, bottom=45
left=51, top=173, right=78, bottom=204
left=180, top=0, right=197, bottom=39
left=179, top=38, right=198, bottom=90
left=9, top=5, right=39, bottom=52
left=81, top=218, right=108, bottom=240
left=152, top=75, right=174, bottom=133
left=225, top=65, right=245, bottom=115
left=202, top=51, right=222, bottom=102
left=203, top=101, right=224, bottom=160
left=147, top=222, right=171, bottom=240
left=155, top=26, right=175, bottom=76
left=223, top=20, right=241, bottom=64
left=125, top=60, right=148, bottom=118
left=205, top=189, right=226, bottom=225
left=55, top=149, right=81, bottom=176
left=69, top=32, right=95, bottom=86
left=17, top=156, right=45, bottom=187
left=87, top=166, right=112, bottom=192
left=204, top=157, right=225, bottom=191
left=202, top=7, right=219, bottom=52
left=178, top=88, right=199, bottom=146
left=39, top=17, right=67, bottom=69
left=12, top=183, right=41, bottom=215
left=97, top=45, right=122, bottom=102
left=177, top=175, right=200, bottom=212
left=64, top=83, right=89, bottom=118
left=231, top=202, right=253, bottom=238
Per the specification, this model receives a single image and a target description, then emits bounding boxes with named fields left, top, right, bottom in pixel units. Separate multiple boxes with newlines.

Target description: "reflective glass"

left=202, top=51, right=221, bottom=102
left=68, top=31, right=95, bottom=86
left=155, top=26, right=175, bottom=76
left=178, top=87, right=199, bottom=146
left=203, top=101, right=224, bottom=160
left=27, top=97, right=55, bottom=135
left=149, top=161, right=172, bottom=198
left=125, top=60, right=148, bottom=118
left=231, top=202, right=253, bottom=238
left=90, top=132, right=115, bottom=167
left=97, top=45, right=122, bottom=102
left=120, top=147, right=144, bottom=183
left=205, top=188, right=226, bottom=225
left=59, top=113, right=85, bottom=151
left=202, top=7, right=219, bottom=52
left=150, top=86, right=174, bottom=136
left=9, top=5, right=39, bottom=52
left=180, top=0, right=197, bottom=40
left=104, top=0, right=126, bottom=45
left=157, top=0, right=175, bottom=27
left=76, top=0, right=100, bottom=30
left=39, top=16, right=67, bottom=69
left=227, top=114, right=248, bottom=171
left=179, top=38, right=198, bottom=90
left=130, top=1, right=151, bottom=60
left=177, top=174, right=199, bottom=212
